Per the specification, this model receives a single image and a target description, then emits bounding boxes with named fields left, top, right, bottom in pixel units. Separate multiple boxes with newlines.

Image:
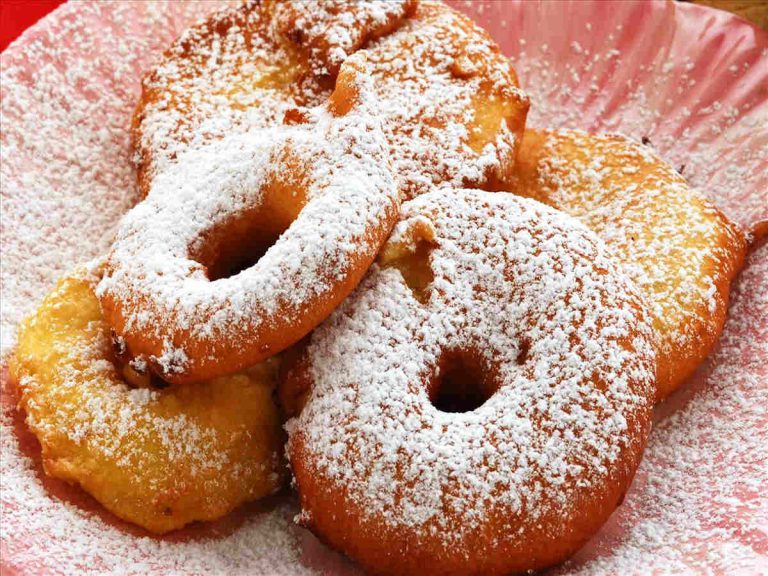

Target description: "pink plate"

left=1, top=1, right=766, bottom=574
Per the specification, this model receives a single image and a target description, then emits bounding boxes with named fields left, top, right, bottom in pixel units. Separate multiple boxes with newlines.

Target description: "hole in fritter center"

left=191, top=153, right=310, bottom=281
left=430, top=349, right=498, bottom=413
left=202, top=227, right=285, bottom=281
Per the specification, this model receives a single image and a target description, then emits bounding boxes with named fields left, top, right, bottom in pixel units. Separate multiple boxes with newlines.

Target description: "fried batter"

left=10, top=266, right=285, bottom=533
left=133, top=0, right=528, bottom=199
left=510, top=129, right=748, bottom=399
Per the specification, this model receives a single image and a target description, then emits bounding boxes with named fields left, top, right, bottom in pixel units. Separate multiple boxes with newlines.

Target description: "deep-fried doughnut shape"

left=132, top=0, right=415, bottom=195
left=280, top=190, right=656, bottom=575
left=510, top=129, right=748, bottom=400
left=10, top=267, right=284, bottom=534
left=359, top=0, right=529, bottom=197
left=98, top=66, right=400, bottom=383
left=133, top=0, right=528, bottom=198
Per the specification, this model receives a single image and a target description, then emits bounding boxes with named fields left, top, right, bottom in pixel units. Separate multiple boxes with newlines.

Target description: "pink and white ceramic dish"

left=1, top=1, right=766, bottom=574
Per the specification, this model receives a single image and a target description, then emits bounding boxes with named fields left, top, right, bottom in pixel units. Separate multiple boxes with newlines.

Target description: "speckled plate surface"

left=1, top=1, right=766, bottom=574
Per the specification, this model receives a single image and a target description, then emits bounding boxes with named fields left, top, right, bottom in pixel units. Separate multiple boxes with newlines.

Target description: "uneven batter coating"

left=133, top=0, right=528, bottom=198
left=132, top=0, right=414, bottom=195
left=281, top=191, right=656, bottom=575
left=358, top=0, right=528, bottom=197
left=10, top=266, right=284, bottom=534
left=267, top=0, right=417, bottom=77
left=510, top=129, right=748, bottom=400
left=99, top=64, right=400, bottom=384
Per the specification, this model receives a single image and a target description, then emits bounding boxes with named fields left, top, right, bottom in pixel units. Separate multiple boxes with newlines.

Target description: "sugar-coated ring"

left=280, top=190, right=656, bottom=575
left=98, top=64, right=400, bottom=384
left=510, top=129, right=747, bottom=400
left=358, top=0, right=529, bottom=198
left=10, top=266, right=284, bottom=534
left=133, top=0, right=528, bottom=199
left=267, top=0, right=418, bottom=77
left=132, top=0, right=415, bottom=195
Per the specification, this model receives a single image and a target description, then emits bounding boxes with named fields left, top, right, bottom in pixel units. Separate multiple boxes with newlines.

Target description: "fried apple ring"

left=509, top=129, right=748, bottom=400
left=10, top=266, right=284, bottom=534
left=133, top=0, right=528, bottom=198
left=132, top=0, right=415, bottom=195
left=356, top=0, right=529, bottom=197
left=98, top=64, right=400, bottom=384
left=280, top=190, right=656, bottom=575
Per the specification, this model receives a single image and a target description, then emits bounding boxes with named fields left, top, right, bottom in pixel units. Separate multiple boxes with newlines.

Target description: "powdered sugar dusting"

left=512, top=129, right=747, bottom=396
left=133, top=0, right=412, bottom=189
left=136, top=0, right=527, bottom=201
left=0, top=0, right=223, bottom=354
left=104, top=0, right=526, bottom=380
left=553, top=242, right=768, bottom=575
left=99, top=79, right=398, bottom=379
left=463, top=0, right=768, bottom=229
left=11, top=264, right=284, bottom=532
left=269, top=0, right=416, bottom=77
left=358, top=0, right=528, bottom=198
left=287, top=190, right=656, bottom=553
left=1, top=0, right=767, bottom=573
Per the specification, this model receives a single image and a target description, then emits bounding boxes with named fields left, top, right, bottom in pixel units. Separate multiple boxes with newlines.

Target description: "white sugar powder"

left=1, top=0, right=766, bottom=574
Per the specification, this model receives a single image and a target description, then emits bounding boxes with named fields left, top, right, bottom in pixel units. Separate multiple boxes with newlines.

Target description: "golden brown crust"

left=289, top=439, right=645, bottom=575
left=510, top=129, right=748, bottom=400
left=100, top=63, right=402, bottom=384
left=131, top=0, right=528, bottom=199
left=10, top=268, right=285, bottom=533
left=112, top=0, right=529, bottom=384
left=281, top=190, right=656, bottom=575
